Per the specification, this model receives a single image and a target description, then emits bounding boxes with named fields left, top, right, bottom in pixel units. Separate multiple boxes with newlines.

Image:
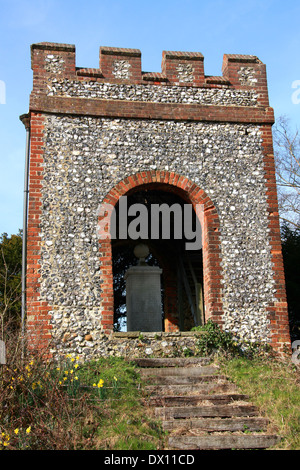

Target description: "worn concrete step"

left=155, top=404, right=260, bottom=419
left=148, top=393, right=249, bottom=407
left=145, top=382, right=238, bottom=396
left=162, top=416, right=270, bottom=432
left=168, top=434, right=281, bottom=450
left=133, top=357, right=211, bottom=368
left=140, top=365, right=219, bottom=377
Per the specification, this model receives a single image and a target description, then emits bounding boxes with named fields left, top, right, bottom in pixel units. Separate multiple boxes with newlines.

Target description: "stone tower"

left=21, top=42, right=291, bottom=358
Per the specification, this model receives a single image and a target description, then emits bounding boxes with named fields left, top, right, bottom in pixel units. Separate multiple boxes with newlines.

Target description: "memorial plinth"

left=125, top=265, right=163, bottom=332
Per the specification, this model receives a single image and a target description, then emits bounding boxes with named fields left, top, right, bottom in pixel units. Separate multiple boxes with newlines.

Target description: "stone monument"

left=125, top=244, right=163, bottom=332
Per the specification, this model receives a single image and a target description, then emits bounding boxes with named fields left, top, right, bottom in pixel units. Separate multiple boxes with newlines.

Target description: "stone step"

left=133, top=357, right=210, bottom=368
left=144, top=375, right=226, bottom=386
left=143, top=374, right=227, bottom=385
left=136, top=357, right=280, bottom=450
left=162, top=416, right=270, bottom=432
left=140, top=365, right=219, bottom=377
left=145, top=382, right=238, bottom=396
left=148, top=393, right=249, bottom=407
left=155, top=404, right=260, bottom=419
left=168, top=434, right=281, bottom=450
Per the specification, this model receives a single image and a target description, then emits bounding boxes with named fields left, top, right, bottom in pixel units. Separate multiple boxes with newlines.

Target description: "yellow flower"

left=26, top=427, right=31, bottom=434
left=97, top=379, right=104, bottom=388
left=14, top=429, right=19, bottom=435
left=74, top=364, right=79, bottom=369
left=74, top=376, right=78, bottom=380
left=1, top=433, right=10, bottom=447
left=114, top=376, right=118, bottom=381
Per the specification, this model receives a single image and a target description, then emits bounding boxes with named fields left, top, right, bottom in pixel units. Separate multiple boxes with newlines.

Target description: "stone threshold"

left=112, top=331, right=201, bottom=339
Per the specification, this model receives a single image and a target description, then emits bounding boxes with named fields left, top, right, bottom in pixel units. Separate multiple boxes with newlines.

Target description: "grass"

left=218, top=355, right=300, bottom=450
left=76, top=357, right=164, bottom=450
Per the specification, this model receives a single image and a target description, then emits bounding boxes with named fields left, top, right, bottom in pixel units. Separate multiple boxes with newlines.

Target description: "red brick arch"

left=98, top=170, right=223, bottom=334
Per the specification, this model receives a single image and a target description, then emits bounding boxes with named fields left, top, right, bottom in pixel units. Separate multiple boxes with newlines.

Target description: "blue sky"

left=0, top=0, right=299, bottom=236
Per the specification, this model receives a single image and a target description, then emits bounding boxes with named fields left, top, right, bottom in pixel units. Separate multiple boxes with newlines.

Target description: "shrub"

left=192, top=320, right=272, bottom=359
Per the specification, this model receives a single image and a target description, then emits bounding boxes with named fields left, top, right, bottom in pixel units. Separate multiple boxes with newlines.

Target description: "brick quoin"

left=260, top=125, right=291, bottom=354
left=21, top=42, right=291, bottom=357
left=25, top=112, right=53, bottom=356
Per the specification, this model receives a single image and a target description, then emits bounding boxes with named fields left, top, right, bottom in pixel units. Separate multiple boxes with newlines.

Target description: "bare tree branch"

left=273, top=115, right=300, bottom=229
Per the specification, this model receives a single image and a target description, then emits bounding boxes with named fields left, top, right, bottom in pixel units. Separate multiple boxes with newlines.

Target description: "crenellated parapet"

left=30, top=42, right=271, bottom=116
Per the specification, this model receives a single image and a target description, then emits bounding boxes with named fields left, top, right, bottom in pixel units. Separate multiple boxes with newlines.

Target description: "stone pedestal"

left=125, top=265, right=163, bottom=332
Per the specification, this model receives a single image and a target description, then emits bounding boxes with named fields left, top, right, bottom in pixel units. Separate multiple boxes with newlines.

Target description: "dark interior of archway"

left=111, top=188, right=204, bottom=332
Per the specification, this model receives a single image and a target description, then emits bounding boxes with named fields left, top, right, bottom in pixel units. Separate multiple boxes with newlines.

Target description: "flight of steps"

left=134, top=357, right=280, bottom=450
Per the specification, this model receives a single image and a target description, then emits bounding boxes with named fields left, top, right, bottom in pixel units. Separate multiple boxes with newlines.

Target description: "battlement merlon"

left=31, top=42, right=76, bottom=78
left=222, top=54, right=270, bottom=107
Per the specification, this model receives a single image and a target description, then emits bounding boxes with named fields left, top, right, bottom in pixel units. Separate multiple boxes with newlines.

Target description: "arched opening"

left=108, top=185, right=204, bottom=332
left=98, top=172, right=223, bottom=335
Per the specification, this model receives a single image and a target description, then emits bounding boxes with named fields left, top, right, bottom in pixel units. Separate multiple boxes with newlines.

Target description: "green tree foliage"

left=281, top=224, right=300, bottom=342
left=0, top=231, right=22, bottom=334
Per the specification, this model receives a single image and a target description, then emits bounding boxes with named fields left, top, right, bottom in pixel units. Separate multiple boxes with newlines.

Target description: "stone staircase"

left=134, top=357, right=280, bottom=450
